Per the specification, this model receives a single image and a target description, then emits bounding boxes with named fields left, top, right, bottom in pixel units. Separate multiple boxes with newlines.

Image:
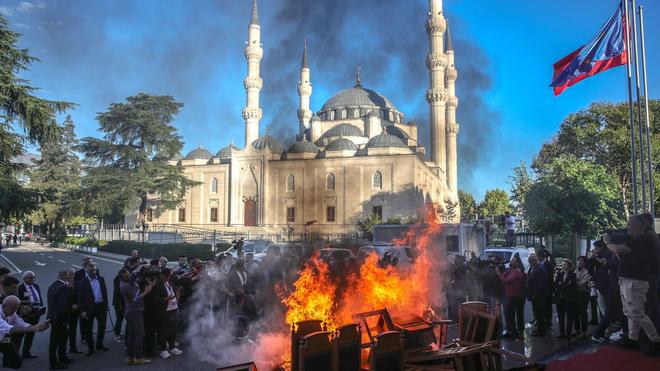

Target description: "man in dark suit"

left=16, top=271, right=44, bottom=359
left=47, top=269, right=75, bottom=370
left=527, top=253, right=549, bottom=336
left=76, top=263, right=109, bottom=355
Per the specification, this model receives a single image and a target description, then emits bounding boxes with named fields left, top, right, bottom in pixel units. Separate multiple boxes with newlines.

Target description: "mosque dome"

left=216, top=144, right=240, bottom=158
left=287, top=140, right=320, bottom=154
left=325, top=137, right=358, bottom=152
left=184, top=147, right=213, bottom=160
left=319, top=123, right=363, bottom=139
left=366, top=132, right=409, bottom=149
left=251, top=135, right=285, bottom=154
left=385, top=125, right=410, bottom=140
left=321, top=86, right=396, bottom=112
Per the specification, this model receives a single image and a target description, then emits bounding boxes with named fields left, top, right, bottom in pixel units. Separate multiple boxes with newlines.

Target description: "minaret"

left=445, top=20, right=459, bottom=201
left=242, top=0, right=263, bottom=147
left=425, top=0, right=447, bottom=172
left=297, top=40, right=312, bottom=138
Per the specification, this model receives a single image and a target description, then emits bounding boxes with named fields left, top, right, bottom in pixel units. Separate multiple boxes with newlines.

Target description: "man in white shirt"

left=505, top=212, right=516, bottom=247
left=0, top=296, right=49, bottom=369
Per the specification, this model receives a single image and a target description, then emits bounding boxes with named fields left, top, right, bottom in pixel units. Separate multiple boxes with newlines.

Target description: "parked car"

left=357, top=245, right=416, bottom=267
left=215, top=239, right=273, bottom=261
left=478, top=246, right=532, bottom=271
left=319, top=248, right=355, bottom=267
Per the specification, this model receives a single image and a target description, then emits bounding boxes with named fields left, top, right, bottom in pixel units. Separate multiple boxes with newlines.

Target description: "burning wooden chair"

left=291, top=320, right=324, bottom=371
left=216, top=362, right=258, bottom=371
left=404, top=340, right=501, bottom=371
left=455, top=304, right=500, bottom=346
left=332, top=323, right=361, bottom=371
left=369, top=331, right=405, bottom=371
left=351, top=308, right=450, bottom=352
left=298, top=331, right=332, bottom=371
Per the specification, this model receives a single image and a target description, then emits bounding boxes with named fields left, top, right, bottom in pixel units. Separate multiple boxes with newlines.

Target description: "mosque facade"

left=147, top=0, right=460, bottom=233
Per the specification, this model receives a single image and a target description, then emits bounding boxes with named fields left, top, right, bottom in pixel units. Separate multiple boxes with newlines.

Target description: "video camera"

left=603, top=228, right=630, bottom=245
left=20, top=301, right=46, bottom=318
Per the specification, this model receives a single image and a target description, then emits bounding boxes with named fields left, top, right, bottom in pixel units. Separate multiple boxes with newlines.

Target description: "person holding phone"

left=1, top=295, right=49, bottom=369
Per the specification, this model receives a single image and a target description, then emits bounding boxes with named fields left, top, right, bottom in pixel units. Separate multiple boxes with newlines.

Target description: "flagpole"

left=624, top=0, right=639, bottom=215
left=638, top=5, right=655, bottom=220
left=631, top=0, right=647, bottom=212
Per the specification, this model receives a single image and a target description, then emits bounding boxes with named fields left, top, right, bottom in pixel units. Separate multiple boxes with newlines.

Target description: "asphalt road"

left=0, top=242, right=215, bottom=371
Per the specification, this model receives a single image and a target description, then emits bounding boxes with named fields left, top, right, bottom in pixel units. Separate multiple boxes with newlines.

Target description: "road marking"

left=39, top=253, right=45, bottom=256
left=57, top=259, right=66, bottom=263
left=47, top=256, right=54, bottom=259
left=34, top=261, right=46, bottom=267
left=72, top=265, right=81, bottom=269
left=0, top=254, right=22, bottom=274
left=75, top=253, right=123, bottom=265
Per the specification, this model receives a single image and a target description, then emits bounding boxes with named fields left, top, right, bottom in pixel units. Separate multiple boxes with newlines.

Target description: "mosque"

left=146, top=0, right=460, bottom=233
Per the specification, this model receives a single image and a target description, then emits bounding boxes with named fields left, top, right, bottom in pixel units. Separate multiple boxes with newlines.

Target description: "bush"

left=61, top=236, right=101, bottom=247
left=101, top=240, right=218, bottom=261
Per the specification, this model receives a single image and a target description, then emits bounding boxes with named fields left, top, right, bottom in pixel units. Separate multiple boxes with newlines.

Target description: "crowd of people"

left=449, top=212, right=660, bottom=357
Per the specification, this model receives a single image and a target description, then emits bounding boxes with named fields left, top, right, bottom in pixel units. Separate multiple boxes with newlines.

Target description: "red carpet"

left=545, top=346, right=659, bottom=370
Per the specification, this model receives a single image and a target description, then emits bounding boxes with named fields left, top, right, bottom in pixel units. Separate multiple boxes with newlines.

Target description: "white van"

left=478, top=246, right=533, bottom=271
left=357, top=245, right=415, bottom=268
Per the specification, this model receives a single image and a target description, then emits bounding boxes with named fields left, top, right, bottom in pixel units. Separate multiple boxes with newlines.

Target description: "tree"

left=357, top=213, right=382, bottom=241
left=78, top=93, right=198, bottom=224
left=479, top=189, right=511, bottom=218
left=509, top=161, right=534, bottom=214
left=0, top=15, right=73, bottom=218
left=28, top=116, right=83, bottom=233
left=524, top=155, right=624, bottom=239
left=533, top=101, right=660, bottom=216
left=458, top=189, right=477, bottom=221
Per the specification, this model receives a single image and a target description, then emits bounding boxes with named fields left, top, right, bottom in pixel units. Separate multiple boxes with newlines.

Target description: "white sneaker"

left=169, top=348, right=183, bottom=355
left=160, top=350, right=171, bottom=359
left=114, top=335, right=123, bottom=343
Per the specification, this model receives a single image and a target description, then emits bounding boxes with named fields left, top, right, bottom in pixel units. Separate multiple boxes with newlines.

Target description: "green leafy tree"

left=509, top=161, right=534, bottom=214
left=0, top=16, right=73, bottom=218
left=524, top=155, right=624, bottom=239
left=28, top=116, right=84, bottom=233
left=479, top=189, right=511, bottom=218
left=458, top=189, right=478, bottom=221
left=533, top=101, right=660, bottom=216
left=357, top=213, right=382, bottom=240
left=78, top=93, right=198, bottom=224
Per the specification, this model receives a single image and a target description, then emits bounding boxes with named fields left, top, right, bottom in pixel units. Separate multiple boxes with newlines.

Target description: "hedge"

left=101, top=240, right=229, bottom=261
left=57, top=236, right=107, bottom=248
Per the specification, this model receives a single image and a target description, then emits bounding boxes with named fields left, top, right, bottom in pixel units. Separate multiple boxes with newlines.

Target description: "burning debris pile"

left=186, top=212, right=448, bottom=370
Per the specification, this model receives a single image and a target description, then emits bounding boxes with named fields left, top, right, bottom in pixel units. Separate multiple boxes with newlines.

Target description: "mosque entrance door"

left=244, top=199, right=257, bottom=226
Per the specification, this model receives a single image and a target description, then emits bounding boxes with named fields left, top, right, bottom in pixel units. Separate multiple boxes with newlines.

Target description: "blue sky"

left=2, top=0, right=658, bottom=201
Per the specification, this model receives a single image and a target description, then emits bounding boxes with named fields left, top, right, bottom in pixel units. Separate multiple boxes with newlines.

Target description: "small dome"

left=320, top=123, right=363, bottom=139
left=326, top=137, right=358, bottom=151
left=251, top=135, right=285, bottom=154
left=288, top=140, right=320, bottom=154
left=216, top=144, right=240, bottom=158
left=184, top=147, right=213, bottom=160
left=366, top=132, right=408, bottom=149
left=385, top=125, right=410, bottom=140
left=321, top=86, right=396, bottom=111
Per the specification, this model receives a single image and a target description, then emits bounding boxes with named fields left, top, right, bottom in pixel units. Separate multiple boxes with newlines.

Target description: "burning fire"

left=281, top=208, right=445, bottom=333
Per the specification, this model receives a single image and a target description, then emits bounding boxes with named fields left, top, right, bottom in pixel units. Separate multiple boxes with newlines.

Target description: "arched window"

left=353, top=108, right=359, bottom=118
left=286, top=174, right=295, bottom=192
left=329, top=111, right=335, bottom=120
left=326, top=173, right=335, bottom=191
left=210, top=177, right=218, bottom=193
left=372, top=171, right=383, bottom=190
left=341, top=109, right=347, bottom=119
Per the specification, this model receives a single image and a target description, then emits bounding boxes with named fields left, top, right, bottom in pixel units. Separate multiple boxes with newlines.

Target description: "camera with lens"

left=603, top=228, right=630, bottom=245
left=19, top=301, right=46, bottom=319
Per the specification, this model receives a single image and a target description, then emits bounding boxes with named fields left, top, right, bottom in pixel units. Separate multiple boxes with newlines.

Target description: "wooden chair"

left=298, top=331, right=332, bottom=371
left=457, top=301, right=488, bottom=340
left=404, top=341, right=501, bottom=371
left=456, top=307, right=499, bottom=345
left=291, top=320, right=323, bottom=371
left=370, top=331, right=405, bottom=371
left=332, top=323, right=361, bottom=371
left=216, top=362, right=258, bottom=371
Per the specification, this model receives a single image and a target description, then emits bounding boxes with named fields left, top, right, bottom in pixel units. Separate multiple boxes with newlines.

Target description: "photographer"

left=604, top=214, right=660, bottom=355
left=16, top=272, right=44, bottom=359
left=590, top=241, right=626, bottom=342
left=155, top=268, right=183, bottom=359
left=0, top=296, right=49, bottom=369
left=119, top=266, right=156, bottom=365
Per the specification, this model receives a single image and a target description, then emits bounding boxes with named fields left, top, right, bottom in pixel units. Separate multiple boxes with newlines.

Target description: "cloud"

left=0, top=6, right=13, bottom=16
left=17, top=1, right=47, bottom=14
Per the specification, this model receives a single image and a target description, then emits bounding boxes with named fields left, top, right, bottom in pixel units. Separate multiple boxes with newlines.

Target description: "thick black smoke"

left=261, top=0, right=498, bottom=188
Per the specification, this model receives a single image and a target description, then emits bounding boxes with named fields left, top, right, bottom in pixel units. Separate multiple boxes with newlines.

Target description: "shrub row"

left=101, top=240, right=226, bottom=261
left=57, top=236, right=107, bottom=248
